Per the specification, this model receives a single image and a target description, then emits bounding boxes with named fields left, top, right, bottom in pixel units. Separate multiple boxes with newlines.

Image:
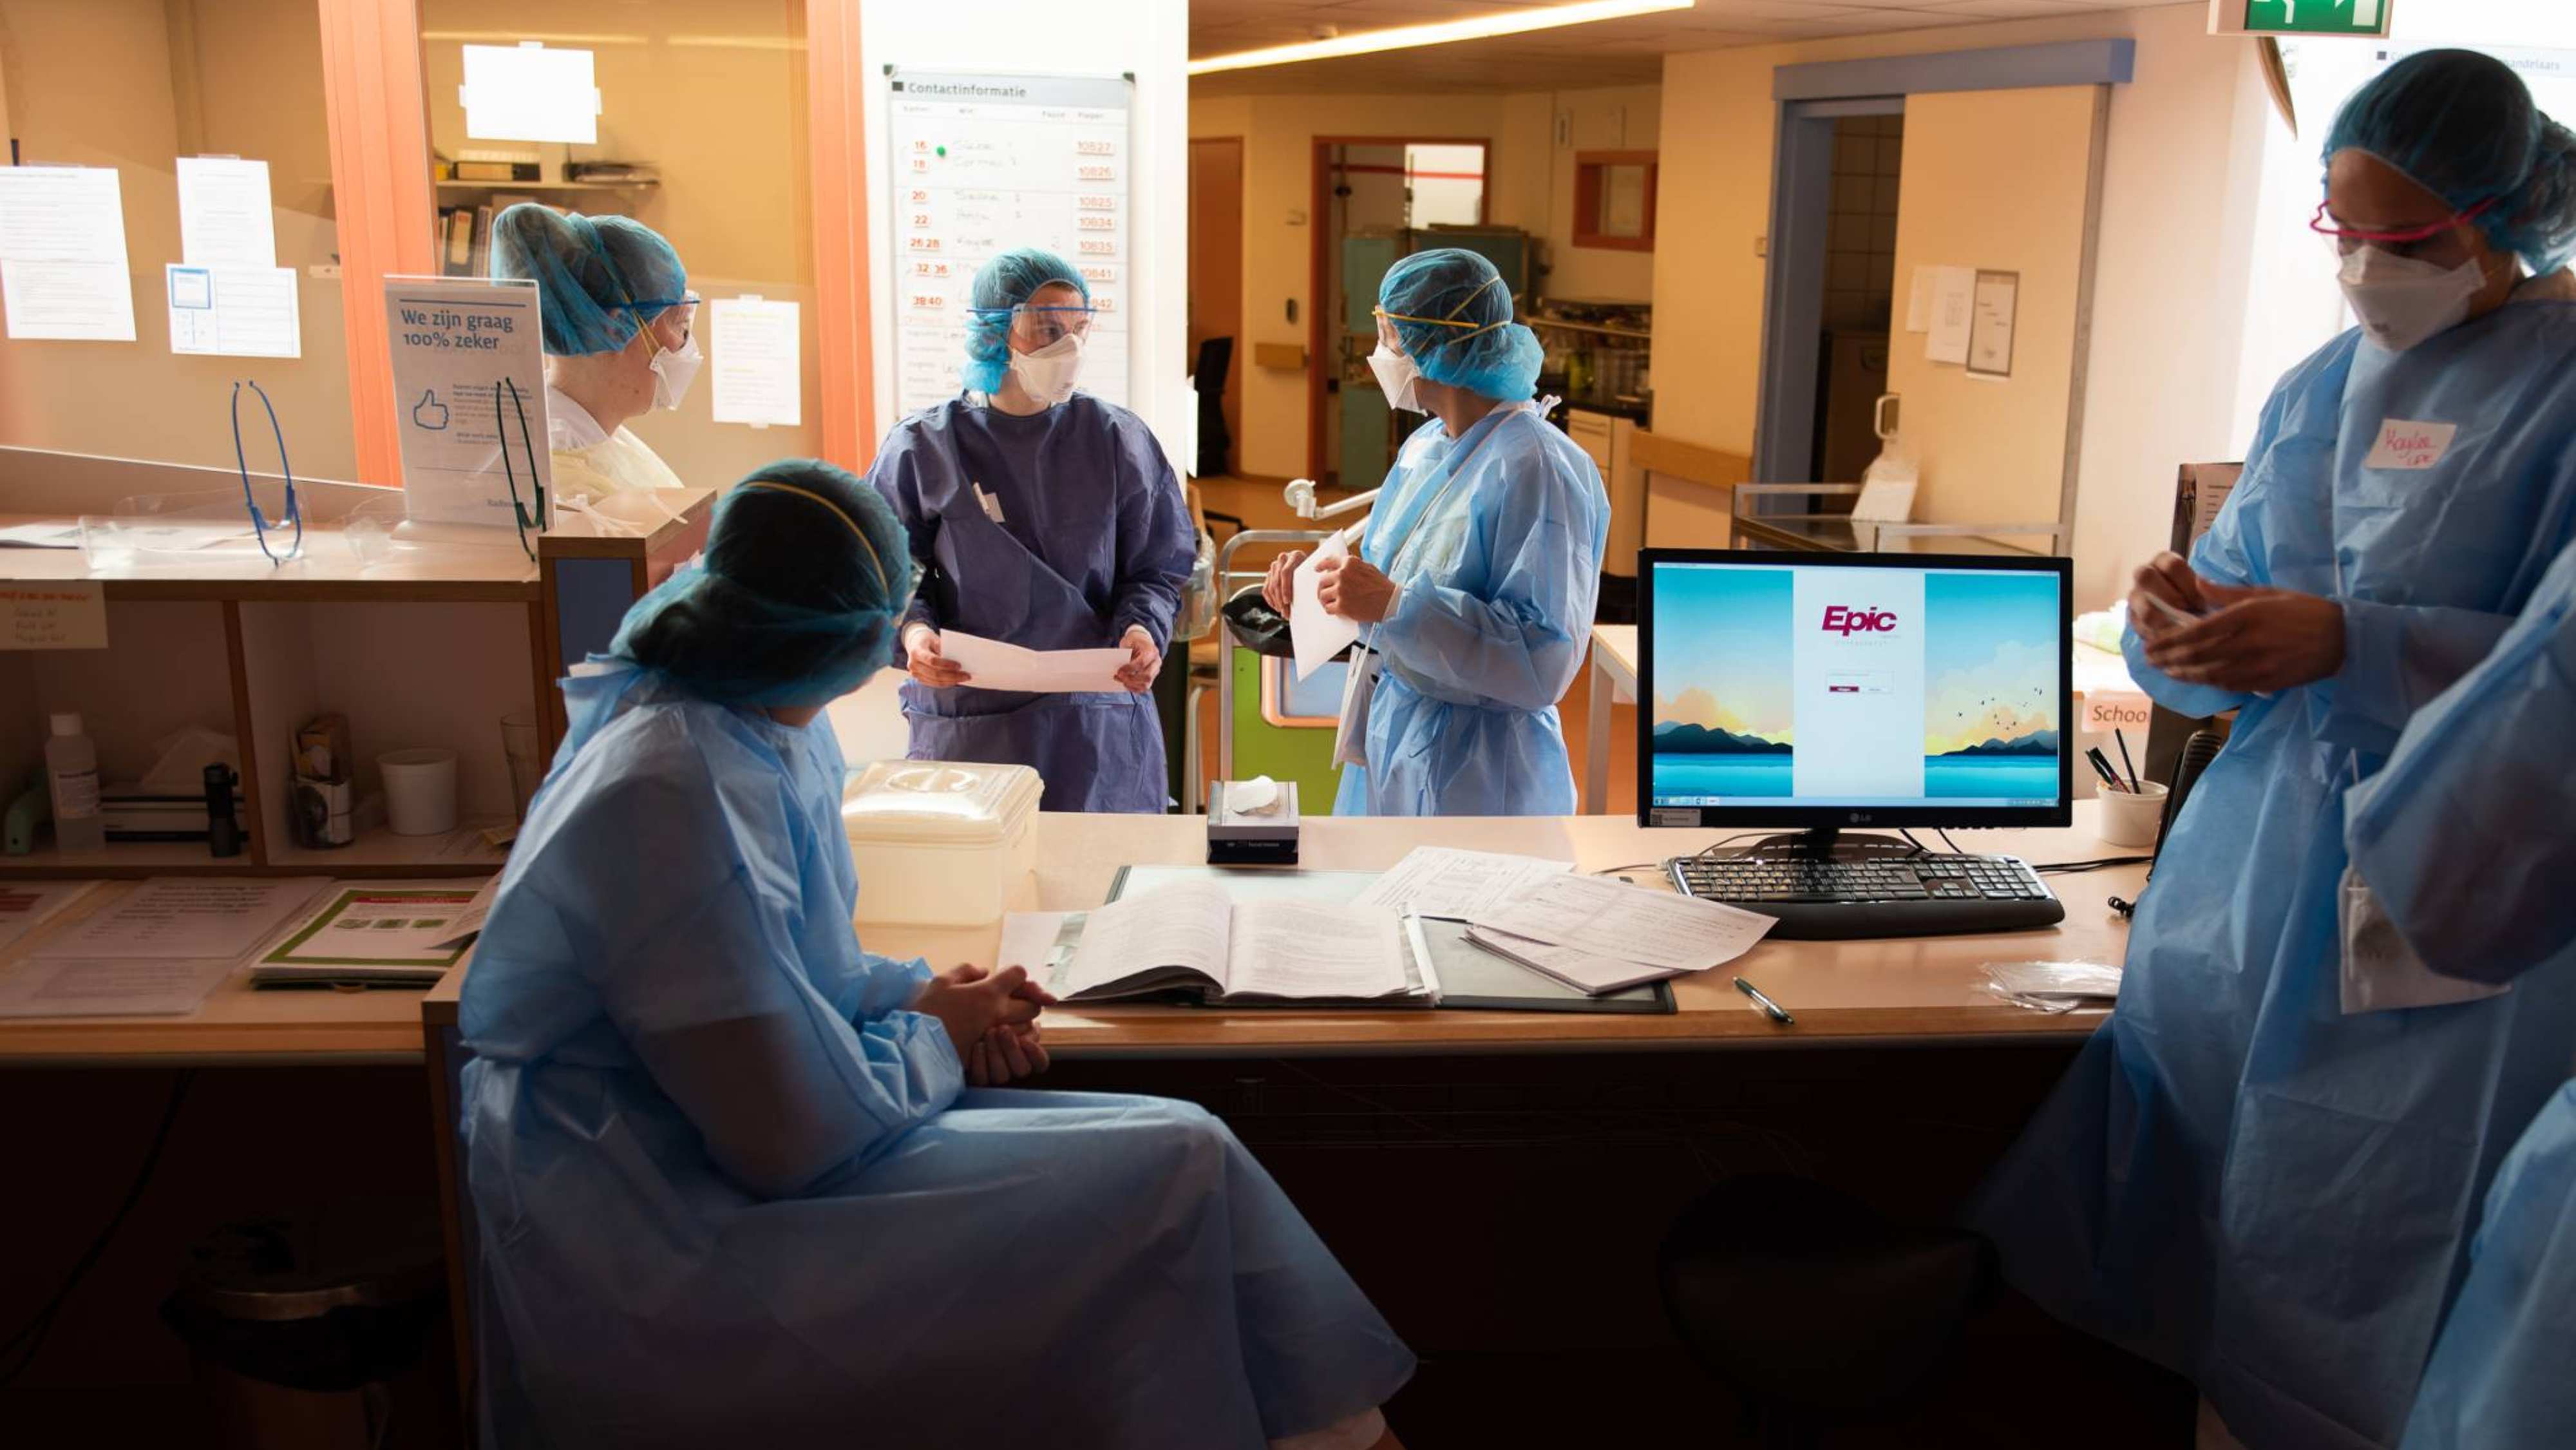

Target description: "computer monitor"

left=1636, top=549, right=2073, bottom=833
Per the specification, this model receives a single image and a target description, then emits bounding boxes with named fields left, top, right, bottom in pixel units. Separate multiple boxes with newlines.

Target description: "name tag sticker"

left=2365, top=419, right=2457, bottom=470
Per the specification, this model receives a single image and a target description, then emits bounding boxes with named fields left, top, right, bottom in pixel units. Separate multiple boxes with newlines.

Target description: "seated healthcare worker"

left=868, top=247, right=1195, bottom=813
left=1260, top=248, right=1608, bottom=816
left=2340, top=543, right=2576, bottom=1450
left=1969, top=49, right=2576, bottom=1450
left=490, top=204, right=699, bottom=506
left=457, top=459, right=1414, bottom=1450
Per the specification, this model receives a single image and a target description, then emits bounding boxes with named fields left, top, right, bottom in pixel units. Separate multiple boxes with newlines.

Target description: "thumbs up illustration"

left=412, top=388, right=450, bottom=431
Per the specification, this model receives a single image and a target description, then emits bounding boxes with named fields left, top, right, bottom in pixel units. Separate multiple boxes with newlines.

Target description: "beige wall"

left=420, top=0, right=822, bottom=492
left=0, top=0, right=358, bottom=479
left=1188, top=81, right=1661, bottom=479
left=1650, top=2, right=2263, bottom=608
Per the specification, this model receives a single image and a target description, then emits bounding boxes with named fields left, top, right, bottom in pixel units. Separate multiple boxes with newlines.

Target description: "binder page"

left=1226, top=901, right=1408, bottom=999
left=1063, top=880, right=1233, bottom=996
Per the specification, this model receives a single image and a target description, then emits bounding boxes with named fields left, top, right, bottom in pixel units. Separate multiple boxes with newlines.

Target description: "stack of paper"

left=1463, top=872, right=1774, bottom=997
left=0, top=877, right=328, bottom=1018
left=1353, top=846, right=1571, bottom=922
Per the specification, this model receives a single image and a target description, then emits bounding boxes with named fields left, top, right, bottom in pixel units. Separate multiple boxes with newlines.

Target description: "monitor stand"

left=1736, top=828, right=1924, bottom=862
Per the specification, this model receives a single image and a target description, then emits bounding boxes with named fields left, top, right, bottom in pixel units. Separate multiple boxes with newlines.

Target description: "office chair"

left=1656, top=1174, right=1997, bottom=1449
left=1193, top=337, right=1234, bottom=478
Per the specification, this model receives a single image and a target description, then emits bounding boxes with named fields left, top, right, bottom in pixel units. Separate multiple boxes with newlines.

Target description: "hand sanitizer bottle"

left=46, top=712, right=104, bottom=853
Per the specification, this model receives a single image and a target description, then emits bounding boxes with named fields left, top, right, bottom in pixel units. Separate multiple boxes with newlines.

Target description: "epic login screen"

left=1650, top=563, right=2060, bottom=809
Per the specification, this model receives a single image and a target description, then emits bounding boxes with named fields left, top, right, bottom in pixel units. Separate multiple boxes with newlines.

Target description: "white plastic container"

left=2097, top=781, right=2170, bottom=850
left=377, top=749, right=460, bottom=837
left=45, top=713, right=104, bottom=853
left=841, top=761, right=1041, bottom=927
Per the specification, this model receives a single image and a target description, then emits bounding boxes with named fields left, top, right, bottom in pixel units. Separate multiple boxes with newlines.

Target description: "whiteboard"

left=885, top=69, right=1133, bottom=417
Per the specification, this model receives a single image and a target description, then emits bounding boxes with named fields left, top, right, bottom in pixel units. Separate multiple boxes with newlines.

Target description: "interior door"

left=1884, top=85, right=2107, bottom=531
left=1187, top=137, right=1244, bottom=470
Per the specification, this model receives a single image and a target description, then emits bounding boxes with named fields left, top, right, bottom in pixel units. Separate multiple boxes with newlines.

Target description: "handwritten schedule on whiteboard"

left=886, top=70, right=1133, bottom=417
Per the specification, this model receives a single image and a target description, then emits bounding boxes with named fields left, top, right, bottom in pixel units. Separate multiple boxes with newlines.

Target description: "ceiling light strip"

left=1188, top=0, right=1696, bottom=75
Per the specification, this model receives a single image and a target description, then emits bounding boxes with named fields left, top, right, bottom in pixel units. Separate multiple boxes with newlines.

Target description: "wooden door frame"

left=1188, top=134, right=1245, bottom=473
left=1306, top=134, right=1493, bottom=483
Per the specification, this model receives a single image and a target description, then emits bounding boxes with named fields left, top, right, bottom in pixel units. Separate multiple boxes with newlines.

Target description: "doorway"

left=1754, top=96, right=1905, bottom=490
left=1305, top=137, right=1490, bottom=487
left=1188, top=136, right=1244, bottom=477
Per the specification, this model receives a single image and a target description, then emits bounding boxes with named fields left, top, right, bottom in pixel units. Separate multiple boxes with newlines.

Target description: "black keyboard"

left=1667, top=852, right=2064, bottom=940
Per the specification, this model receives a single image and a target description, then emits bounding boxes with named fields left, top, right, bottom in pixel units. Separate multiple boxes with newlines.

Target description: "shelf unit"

left=435, top=178, right=658, bottom=195
left=4, top=451, right=712, bottom=880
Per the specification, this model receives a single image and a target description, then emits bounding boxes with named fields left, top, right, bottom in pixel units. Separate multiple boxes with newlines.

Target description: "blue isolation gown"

left=1971, top=278, right=2576, bottom=1450
left=2340, top=545, right=2576, bottom=1450
left=869, top=393, right=1196, bottom=814
left=459, top=663, right=1414, bottom=1449
left=1336, top=404, right=1609, bottom=816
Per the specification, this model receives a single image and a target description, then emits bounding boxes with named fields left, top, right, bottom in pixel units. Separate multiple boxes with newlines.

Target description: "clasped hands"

left=911, top=963, right=1057, bottom=1086
left=2130, top=551, right=2345, bottom=694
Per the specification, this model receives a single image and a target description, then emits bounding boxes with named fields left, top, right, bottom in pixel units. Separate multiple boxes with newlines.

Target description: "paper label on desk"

left=383, top=274, right=552, bottom=530
left=2364, top=420, right=2456, bottom=471
left=1291, top=533, right=1362, bottom=681
left=36, top=877, right=328, bottom=961
left=1, top=581, right=107, bottom=650
left=166, top=264, right=299, bottom=358
left=0, top=955, right=240, bottom=1017
left=2083, top=689, right=2153, bottom=734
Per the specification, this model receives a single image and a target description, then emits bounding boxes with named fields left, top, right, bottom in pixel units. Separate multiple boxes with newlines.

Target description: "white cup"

left=378, top=749, right=459, bottom=836
left=2097, top=779, right=2170, bottom=849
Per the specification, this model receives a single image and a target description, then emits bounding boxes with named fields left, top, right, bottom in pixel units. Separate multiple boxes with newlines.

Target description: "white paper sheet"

left=1227, top=900, right=1409, bottom=998
left=0, top=166, right=136, bottom=341
left=167, top=264, right=299, bottom=358
left=940, top=629, right=1128, bottom=694
left=259, top=883, right=493, bottom=969
left=0, top=881, right=99, bottom=955
left=0, top=955, right=238, bottom=1017
left=1924, top=265, right=1975, bottom=366
left=1904, top=266, right=1934, bottom=332
left=176, top=157, right=276, bottom=269
left=1473, top=873, right=1775, bottom=973
left=710, top=295, right=802, bottom=428
left=460, top=43, right=601, bottom=144
left=1354, top=847, right=1571, bottom=922
left=1291, top=532, right=1361, bottom=681
left=1465, top=925, right=1676, bottom=996
left=1063, top=880, right=1232, bottom=995
left=384, top=275, right=553, bottom=529
left=35, top=877, right=328, bottom=962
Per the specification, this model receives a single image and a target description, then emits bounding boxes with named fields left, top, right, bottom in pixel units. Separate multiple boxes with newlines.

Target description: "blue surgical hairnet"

left=491, top=205, right=689, bottom=357
left=2324, top=48, right=2576, bottom=274
left=1378, top=248, right=1542, bottom=403
left=963, top=247, right=1090, bottom=394
left=611, top=460, right=916, bottom=709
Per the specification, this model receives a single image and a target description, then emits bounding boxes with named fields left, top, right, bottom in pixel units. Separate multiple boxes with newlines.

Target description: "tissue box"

left=1208, top=779, right=1300, bottom=866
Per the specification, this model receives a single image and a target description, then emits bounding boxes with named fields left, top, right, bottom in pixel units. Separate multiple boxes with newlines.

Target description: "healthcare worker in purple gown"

left=866, top=247, right=1195, bottom=813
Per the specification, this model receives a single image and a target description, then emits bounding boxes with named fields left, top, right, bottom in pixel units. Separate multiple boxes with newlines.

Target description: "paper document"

left=167, top=264, right=300, bottom=358
left=1354, top=847, right=1572, bottom=922
left=1904, top=267, right=1935, bottom=332
left=176, top=157, right=277, bottom=269
left=1965, top=269, right=2018, bottom=379
left=0, top=881, right=99, bottom=954
left=940, top=629, right=1128, bottom=694
left=35, top=877, right=328, bottom=962
left=0, top=955, right=240, bottom=1018
left=710, top=296, right=802, bottom=427
left=0, top=166, right=137, bottom=341
left=1473, top=873, right=1774, bottom=973
left=1465, top=926, right=1680, bottom=996
left=1229, top=901, right=1410, bottom=998
left=258, top=882, right=495, bottom=971
left=1290, top=533, right=1363, bottom=681
left=1923, top=265, right=1975, bottom=367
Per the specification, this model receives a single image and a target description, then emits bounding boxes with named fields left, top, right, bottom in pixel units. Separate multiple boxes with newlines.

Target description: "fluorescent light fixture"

left=1189, top=0, right=1696, bottom=75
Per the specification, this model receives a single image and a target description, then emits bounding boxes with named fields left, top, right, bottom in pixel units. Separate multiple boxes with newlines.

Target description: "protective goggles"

left=979, top=303, right=1094, bottom=347
left=2308, top=196, right=2497, bottom=250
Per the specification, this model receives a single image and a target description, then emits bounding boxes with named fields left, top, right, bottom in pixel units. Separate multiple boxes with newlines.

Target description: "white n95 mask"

left=2338, top=245, right=2488, bottom=353
left=1009, top=332, right=1085, bottom=407
left=649, top=329, right=703, bottom=410
left=1368, top=344, right=1424, bottom=414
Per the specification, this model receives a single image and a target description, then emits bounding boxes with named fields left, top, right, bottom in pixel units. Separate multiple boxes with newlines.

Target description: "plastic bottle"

left=46, top=712, right=104, bottom=853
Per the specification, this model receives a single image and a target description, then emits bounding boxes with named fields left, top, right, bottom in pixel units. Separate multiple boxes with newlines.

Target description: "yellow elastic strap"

left=735, top=481, right=889, bottom=591
left=1379, top=275, right=1513, bottom=341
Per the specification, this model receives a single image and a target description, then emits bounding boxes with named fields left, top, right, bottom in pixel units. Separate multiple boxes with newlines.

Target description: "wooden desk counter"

left=426, top=805, right=2139, bottom=1058
left=0, top=883, right=431, bottom=1065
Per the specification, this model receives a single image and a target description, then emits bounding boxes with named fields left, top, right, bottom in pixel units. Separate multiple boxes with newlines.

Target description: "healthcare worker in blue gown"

left=1970, top=50, right=2576, bottom=1450
left=867, top=247, right=1195, bottom=813
left=459, top=460, right=1415, bottom=1450
left=1260, top=249, right=1608, bottom=816
left=2340, top=543, right=2576, bottom=1450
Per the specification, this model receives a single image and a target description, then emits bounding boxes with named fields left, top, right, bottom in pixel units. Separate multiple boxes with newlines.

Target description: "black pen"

left=2114, top=729, right=2141, bottom=794
left=1734, top=976, right=1793, bottom=1025
left=2085, top=748, right=2129, bottom=793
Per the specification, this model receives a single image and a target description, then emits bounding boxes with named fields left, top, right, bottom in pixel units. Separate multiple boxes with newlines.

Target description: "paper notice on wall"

left=167, top=265, right=299, bottom=358
left=1905, top=267, right=1934, bottom=332
left=383, top=274, right=552, bottom=530
left=1966, top=269, right=2019, bottom=379
left=460, top=43, right=601, bottom=145
left=0, top=166, right=137, bottom=341
left=1924, top=266, right=1975, bottom=365
left=1, top=582, right=108, bottom=650
left=176, top=157, right=277, bottom=269
left=709, top=295, right=802, bottom=428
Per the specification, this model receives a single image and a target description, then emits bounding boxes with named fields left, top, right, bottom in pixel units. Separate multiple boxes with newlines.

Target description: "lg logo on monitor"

left=1821, top=606, right=1900, bottom=636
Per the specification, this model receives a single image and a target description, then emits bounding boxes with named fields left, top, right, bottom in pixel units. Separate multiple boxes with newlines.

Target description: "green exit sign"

left=2210, top=0, right=2392, bottom=36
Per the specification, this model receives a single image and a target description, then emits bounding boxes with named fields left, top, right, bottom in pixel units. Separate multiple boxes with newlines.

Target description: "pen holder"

left=2097, top=780, right=2168, bottom=849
